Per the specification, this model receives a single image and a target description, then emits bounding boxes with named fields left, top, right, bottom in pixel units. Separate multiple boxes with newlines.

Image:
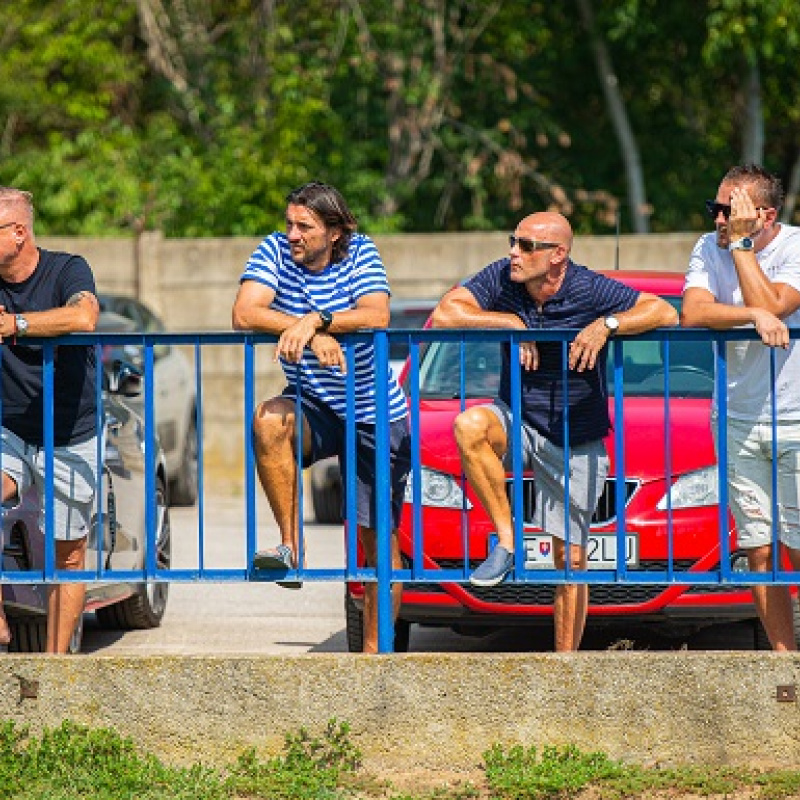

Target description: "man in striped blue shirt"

left=431, top=211, right=677, bottom=651
left=232, top=182, right=410, bottom=653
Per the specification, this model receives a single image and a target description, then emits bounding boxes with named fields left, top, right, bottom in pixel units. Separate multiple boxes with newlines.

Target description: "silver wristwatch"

left=729, top=237, right=755, bottom=252
left=604, top=315, right=620, bottom=336
left=14, top=314, right=28, bottom=336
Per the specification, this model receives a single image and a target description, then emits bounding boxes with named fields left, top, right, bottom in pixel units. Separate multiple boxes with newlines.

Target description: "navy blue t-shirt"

left=463, top=258, right=638, bottom=446
left=0, top=249, right=98, bottom=446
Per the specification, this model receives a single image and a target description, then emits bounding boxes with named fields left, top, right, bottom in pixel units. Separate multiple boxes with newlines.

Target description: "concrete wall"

left=39, top=232, right=699, bottom=483
left=2, top=652, right=800, bottom=773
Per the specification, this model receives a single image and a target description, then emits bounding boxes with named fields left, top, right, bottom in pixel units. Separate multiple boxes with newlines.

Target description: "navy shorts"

left=281, top=389, right=411, bottom=530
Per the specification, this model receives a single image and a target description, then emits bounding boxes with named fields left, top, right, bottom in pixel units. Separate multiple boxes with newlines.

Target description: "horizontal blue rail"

left=0, top=327, right=795, bottom=653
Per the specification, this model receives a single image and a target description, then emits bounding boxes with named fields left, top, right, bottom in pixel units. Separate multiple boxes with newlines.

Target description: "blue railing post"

left=374, top=329, right=393, bottom=653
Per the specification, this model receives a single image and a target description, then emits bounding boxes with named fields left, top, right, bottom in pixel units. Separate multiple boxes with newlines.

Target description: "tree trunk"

left=741, top=60, right=764, bottom=165
left=576, top=0, right=649, bottom=233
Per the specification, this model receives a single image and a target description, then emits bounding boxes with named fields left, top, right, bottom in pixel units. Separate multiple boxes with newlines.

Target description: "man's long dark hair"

left=286, top=182, right=358, bottom=263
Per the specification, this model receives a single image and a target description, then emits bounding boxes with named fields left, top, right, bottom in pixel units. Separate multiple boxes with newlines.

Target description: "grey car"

left=1, top=360, right=171, bottom=653
left=98, top=294, right=198, bottom=507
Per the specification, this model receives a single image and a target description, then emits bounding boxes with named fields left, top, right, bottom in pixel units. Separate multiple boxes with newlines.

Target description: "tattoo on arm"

left=66, top=291, right=91, bottom=307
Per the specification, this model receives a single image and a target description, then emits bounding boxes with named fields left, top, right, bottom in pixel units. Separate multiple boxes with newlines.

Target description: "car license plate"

left=523, top=533, right=639, bottom=569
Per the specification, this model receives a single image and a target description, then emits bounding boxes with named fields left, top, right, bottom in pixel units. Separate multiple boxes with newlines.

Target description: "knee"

left=252, top=400, right=294, bottom=451
left=454, top=407, right=493, bottom=452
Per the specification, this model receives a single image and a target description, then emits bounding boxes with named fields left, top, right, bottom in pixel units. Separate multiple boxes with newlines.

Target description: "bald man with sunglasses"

left=682, top=164, right=800, bottom=652
left=431, top=211, right=677, bottom=651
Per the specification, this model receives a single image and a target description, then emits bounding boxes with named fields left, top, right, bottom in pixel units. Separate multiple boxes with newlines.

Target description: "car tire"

left=344, top=591, right=410, bottom=652
left=169, top=412, right=198, bottom=507
left=312, top=482, right=342, bottom=524
left=8, top=616, right=46, bottom=653
left=96, top=479, right=171, bottom=630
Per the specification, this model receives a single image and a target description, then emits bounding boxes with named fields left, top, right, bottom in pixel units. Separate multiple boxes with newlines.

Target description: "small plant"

left=284, top=719, right=362, bottom=772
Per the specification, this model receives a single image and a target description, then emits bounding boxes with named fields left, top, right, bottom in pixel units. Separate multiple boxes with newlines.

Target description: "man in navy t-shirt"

left=0, top=187, right=99, bottom=653
left=431, top=211, right=677, bottom=651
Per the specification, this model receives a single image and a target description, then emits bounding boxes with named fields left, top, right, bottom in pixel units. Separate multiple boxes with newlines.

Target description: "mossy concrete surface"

left=1, top=652, right=799, bottom=772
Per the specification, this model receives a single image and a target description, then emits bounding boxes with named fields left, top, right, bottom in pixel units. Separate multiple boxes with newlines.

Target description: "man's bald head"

left=517, top=212, right=573, bottom=253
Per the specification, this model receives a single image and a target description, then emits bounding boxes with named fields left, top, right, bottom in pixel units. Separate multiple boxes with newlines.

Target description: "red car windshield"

left=413, top=297, right=714, bottom=400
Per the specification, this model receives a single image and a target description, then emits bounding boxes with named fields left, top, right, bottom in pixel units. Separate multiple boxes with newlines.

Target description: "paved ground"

left=81, top=493, right=758, bottom=655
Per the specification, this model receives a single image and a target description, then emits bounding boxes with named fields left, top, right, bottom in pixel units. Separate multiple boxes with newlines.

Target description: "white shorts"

left=1, top=428, right=100, bottom=542
left=713, top=415, right=800, bottom=551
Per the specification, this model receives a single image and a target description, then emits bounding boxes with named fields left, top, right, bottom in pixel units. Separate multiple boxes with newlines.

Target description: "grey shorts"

left=487, top=399, right=609, bottom=547
left=2, top=428, right=100, bottom=541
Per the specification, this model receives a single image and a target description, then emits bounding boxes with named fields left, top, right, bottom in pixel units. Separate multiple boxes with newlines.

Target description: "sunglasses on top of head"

left=705, top=200, right=768, bottom=219
left=508, top=234, right=560, bottom=254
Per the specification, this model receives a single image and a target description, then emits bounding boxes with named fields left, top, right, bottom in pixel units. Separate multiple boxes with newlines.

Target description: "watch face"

left=605, top=316, right=620, bottom=332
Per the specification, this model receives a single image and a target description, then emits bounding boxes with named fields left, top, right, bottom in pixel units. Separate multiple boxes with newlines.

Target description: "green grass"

left=2, top=719, right=800, bottom=799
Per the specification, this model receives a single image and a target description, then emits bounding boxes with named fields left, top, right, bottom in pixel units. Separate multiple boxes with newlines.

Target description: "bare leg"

left=252, top=397, right=313, bottom=563
left=359, top=525, right=402, bottom=654
left=747, top=544, right=796, bottom=651
left=454, top=407, right=512, bottom=549
left=0, top=472, right=18, bottom=646
left=553, top=539, right=588, bottom=652
left=46, top=537, right=87, bottom=654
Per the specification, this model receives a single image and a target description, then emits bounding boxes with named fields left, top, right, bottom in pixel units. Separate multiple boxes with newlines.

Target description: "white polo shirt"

left=684, top=224, right=800, bottom=422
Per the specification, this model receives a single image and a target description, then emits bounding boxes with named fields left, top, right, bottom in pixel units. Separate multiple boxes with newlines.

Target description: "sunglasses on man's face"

left=705, top=200, right=768, bottom=219
left=508, top=234, right=560, bottom=254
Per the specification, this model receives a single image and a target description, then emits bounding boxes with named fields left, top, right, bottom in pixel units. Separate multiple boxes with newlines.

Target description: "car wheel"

left=344, top=591, right=410, bottom=652
left=96, top=478, right=171, bottom=630
left=169, top=412, right=198, bottom=507
left=8, top=615, right=46, bottom=653
left=312, top=482, right=342, bottom=524
left=753, top=598, right=800, bottom=650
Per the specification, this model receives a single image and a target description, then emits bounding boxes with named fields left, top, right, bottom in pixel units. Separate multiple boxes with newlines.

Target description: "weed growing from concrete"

left=2, top=719, right=800, bottom=799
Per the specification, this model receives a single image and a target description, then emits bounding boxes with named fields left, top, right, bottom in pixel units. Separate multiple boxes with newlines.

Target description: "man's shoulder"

left=37, top=248, right=94, bottom=281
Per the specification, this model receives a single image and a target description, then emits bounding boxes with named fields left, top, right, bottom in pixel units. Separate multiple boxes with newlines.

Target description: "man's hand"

left=752, top=307, right=790, bottom=349
left=519, top=340, right=539, bottom=371
left=274, top=313, right=318, bottom=362
left=728, top=186, right=760, bottom=240
left=569, top=318, right=609, bottom=372
left=309, top=333, right=347, bottom=373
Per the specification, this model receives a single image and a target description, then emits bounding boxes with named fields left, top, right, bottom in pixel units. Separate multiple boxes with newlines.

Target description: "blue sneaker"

left=253, top=544, right=302, bottom=590
left=469, top=545, right=514, bottom=587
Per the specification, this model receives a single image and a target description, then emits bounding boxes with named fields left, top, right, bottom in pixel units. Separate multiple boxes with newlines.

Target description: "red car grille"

left=410, top=560, right=741, bottom=605
left=505, top=477, right=638, bottom=525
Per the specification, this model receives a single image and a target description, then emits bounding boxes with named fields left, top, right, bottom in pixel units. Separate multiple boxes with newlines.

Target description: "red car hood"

left=415, top=396, right=715, bottom=481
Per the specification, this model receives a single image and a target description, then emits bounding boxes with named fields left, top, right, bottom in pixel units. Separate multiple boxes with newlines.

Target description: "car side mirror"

left=106, top=359, right=143, bottom=397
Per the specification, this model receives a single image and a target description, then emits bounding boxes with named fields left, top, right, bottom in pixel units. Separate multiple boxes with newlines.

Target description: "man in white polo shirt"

left=682, top=164, right=800, bottom=651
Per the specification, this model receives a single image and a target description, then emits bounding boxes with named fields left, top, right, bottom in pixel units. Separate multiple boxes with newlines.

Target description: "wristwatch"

left=729, top=237, right=755, bottom=252
left=604, top=315, right=620, bottom=336
left=318, top=309, right=333, bottom=332
left=14, top=314, right=28, bottom=337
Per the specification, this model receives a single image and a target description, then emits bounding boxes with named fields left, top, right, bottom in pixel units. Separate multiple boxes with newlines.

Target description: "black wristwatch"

left=318, top=309, right=333, bottom=332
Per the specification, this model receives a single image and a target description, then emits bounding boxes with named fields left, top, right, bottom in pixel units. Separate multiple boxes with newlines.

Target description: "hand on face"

left=727, top=186, right=760, bottom=240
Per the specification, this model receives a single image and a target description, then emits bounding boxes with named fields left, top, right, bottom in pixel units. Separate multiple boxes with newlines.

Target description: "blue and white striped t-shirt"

left=241, top=232, right=407, bottom=424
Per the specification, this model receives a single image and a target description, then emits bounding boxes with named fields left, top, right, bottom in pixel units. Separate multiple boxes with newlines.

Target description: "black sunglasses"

left=508, top=234, right=560, bottom=254
left=705, top=200, right=768, bottom=219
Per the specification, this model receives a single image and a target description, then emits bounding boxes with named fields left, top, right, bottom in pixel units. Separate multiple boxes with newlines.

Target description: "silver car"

left=1, top=360, right=171, bottom=653
left=98, top=294, right=198, bottom=506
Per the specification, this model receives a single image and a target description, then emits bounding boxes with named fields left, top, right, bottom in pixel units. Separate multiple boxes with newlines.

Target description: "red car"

left=345, top=271, right=769, bottom=651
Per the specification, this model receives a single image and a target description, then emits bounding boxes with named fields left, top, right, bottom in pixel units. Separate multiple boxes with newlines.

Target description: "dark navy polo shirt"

left=0, top=249, right=98, bottom=446
left=463, top=258, right=638, bottom=447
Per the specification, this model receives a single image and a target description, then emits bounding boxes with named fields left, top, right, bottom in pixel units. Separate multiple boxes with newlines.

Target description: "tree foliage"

left=1, top=0, right=799, bottom=236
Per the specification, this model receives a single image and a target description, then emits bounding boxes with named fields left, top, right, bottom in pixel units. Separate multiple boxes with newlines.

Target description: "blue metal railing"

left=0, top=328, right=796, bottom=653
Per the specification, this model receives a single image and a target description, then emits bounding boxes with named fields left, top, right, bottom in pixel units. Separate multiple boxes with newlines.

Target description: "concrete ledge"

left=2, top=653, right=800, bottom=771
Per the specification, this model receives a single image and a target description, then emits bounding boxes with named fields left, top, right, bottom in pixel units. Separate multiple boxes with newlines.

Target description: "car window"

left=388, top=307, right=436, bottom=362
left=414, top=296, right=714, bottom=400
